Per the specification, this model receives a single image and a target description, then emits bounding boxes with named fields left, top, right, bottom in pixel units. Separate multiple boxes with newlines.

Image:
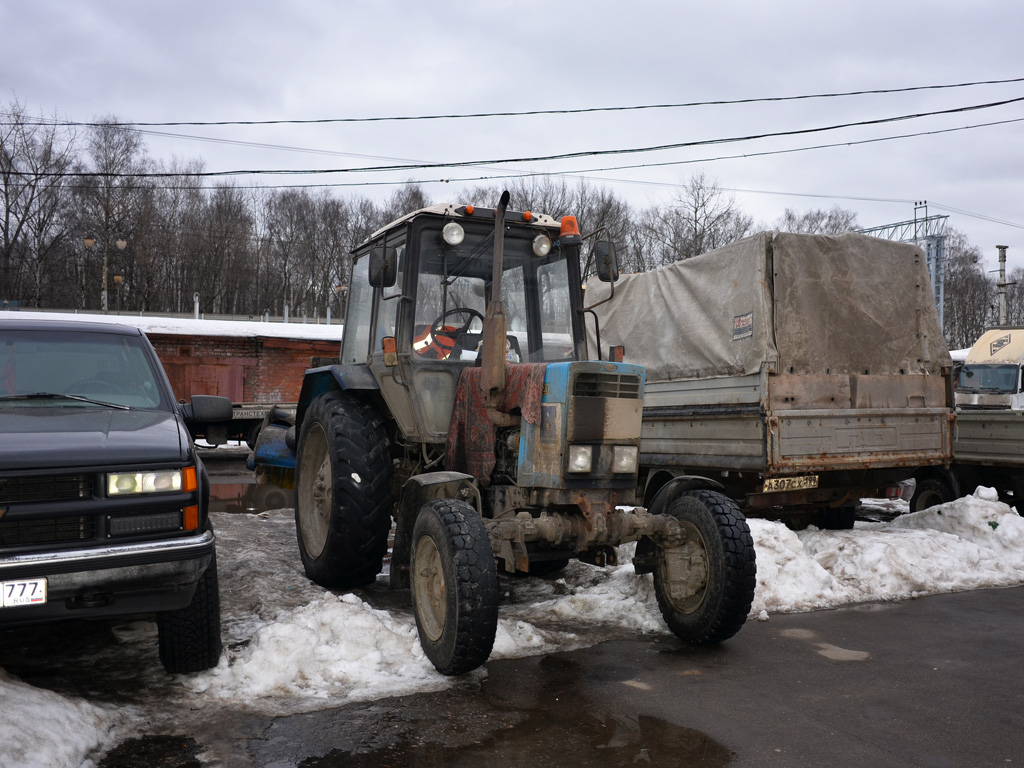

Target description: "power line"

left=4, top=76, right=1022, bottom=128
left=19, top=96, right=1024, bottom=180
left=54, top=114, right=1023, bottom=197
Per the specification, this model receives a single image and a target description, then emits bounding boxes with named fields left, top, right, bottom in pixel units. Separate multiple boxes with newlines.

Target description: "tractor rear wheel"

left=653, top=489, right=756, bottom=645
left=411, top=499, right=498, bottom=675
left=295, top=392, right=393, bottom=588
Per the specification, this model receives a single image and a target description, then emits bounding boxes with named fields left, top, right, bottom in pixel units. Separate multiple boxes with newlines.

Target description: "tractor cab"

left=341, top=203, right=589, bottom=444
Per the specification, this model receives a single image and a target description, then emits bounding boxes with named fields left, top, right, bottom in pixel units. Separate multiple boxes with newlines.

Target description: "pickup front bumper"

left=0, top=529, right=215, bottom=624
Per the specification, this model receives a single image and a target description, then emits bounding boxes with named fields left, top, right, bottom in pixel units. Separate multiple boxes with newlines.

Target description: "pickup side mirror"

left=594, top=240, right=620, bottom=283
left=182, top=394, right=234, bottom=423
left=368, top=246, right=398, bottom=288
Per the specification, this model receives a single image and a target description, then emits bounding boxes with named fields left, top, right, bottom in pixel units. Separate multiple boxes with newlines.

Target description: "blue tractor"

left=252, top=192, right=756, bottom=675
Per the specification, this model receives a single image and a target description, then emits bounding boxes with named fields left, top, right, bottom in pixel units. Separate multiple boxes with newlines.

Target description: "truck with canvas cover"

left=251, top=193, right=756, bottom=674
left=585, top=231, right=954, bottom=528
left=913, top=327, right=1024, bottom=506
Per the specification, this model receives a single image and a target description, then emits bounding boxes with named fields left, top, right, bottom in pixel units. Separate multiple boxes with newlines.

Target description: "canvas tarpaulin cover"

left=586, top=231, right=950, bottom=383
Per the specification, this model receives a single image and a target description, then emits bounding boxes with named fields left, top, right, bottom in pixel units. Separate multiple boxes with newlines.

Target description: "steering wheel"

left=431, top=307, right=484, bottom=338
left=64, top=379, right=128, bottom=396
left=414, top=307, right=485, bottom=360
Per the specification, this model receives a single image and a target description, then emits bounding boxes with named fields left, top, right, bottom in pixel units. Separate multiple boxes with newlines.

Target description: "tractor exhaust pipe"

left=480, top=191, right=514, bottom=425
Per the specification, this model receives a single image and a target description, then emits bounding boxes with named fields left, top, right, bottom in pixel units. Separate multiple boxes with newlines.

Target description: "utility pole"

left=995, top=245, right=1012, bottom=326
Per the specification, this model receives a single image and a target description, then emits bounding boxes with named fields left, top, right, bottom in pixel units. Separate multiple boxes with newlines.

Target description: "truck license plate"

left=1, top=578, right=47, bottom=608
left=763, top=475, right=819, bottom=493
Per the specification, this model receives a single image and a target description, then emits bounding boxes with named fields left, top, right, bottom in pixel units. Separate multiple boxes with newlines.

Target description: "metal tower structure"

left=858, top=201, right=949, bottom=326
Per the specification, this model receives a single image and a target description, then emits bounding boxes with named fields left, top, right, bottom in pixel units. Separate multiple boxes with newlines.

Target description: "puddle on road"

left=299, top=711, right=731, bottom=768
left=209, top=481, right=294, bottom=513
left=295, top=654, right=733, bottom=768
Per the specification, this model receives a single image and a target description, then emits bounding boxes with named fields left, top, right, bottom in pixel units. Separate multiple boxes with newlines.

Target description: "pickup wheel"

left=411, top=499, right=498, bottom=675
left=653, top=489, right=756, bottom=645
left=295, top=392, right=393, bottom=588
left=910, top=478, right=954, bottom=512
left=157, top=549, right=223, bottom=674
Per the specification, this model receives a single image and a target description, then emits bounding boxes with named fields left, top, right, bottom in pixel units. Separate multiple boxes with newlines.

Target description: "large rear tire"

left=653, top=489, right=756, bottom=645
left=157, top=549, right=223, bottom=674
left=295, top=392, right=393, bottom=588
left=411, top=499, right=498, bottom=675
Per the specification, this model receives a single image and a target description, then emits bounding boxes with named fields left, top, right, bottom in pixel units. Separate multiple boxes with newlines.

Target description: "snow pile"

left=751, top=490, right=1024, bottom=614
left=0, top=668, right=124, bottom=768
left=189, top=592, right=443, bottom=709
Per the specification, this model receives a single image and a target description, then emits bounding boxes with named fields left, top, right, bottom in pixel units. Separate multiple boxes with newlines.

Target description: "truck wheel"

left=910, top=479, right=954, bottom=512
left=411, top=499, right=498, bottom=675
left=157, top=549, right=223, bottom=674
left=653, top=489, right=756, bottom=645
left=295, top=392, right=393, bottom=589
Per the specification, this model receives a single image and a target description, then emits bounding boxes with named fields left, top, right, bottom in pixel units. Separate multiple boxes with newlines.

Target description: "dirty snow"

left=3, top=488, right=1024, bottom=767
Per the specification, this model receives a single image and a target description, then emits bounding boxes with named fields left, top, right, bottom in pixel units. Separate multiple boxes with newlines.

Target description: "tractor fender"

left=295, top=364, right=379, bottom=426
left=389, top=472, right=478, bottom=590
left=645, top=471, right=725, bottom=517
left=634, top=473, right=725, bottom=576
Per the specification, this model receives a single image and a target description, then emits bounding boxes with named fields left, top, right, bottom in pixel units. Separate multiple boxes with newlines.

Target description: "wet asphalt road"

left=93, top=584, right=1024, bottom=768
left=225, top=585, right=1024, bottom=768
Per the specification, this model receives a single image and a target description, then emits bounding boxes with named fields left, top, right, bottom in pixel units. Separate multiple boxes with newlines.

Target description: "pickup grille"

left=0, top=516, right=96, bottom=546
left=574, top=372, right=641, bottom=399
left=0, top=474, right=94, bottom=504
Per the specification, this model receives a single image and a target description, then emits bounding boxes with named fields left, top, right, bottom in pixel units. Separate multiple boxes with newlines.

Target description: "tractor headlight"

left=442, top=222, right=465, bottom=246
left=532, top=233, right=553, bottom=257
left=567, top=445, right=593, bottom=473
left=612, top=445, right=639, bottom=474
left=107, top=469, right=185, bottom=496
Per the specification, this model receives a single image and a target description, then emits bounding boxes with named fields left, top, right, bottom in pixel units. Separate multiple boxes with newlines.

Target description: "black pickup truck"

left=0, top=316, right=232, bottom=673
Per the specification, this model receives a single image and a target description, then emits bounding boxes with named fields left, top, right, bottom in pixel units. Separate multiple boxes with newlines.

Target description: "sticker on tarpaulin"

left=733, top=312, right=753, bottom=341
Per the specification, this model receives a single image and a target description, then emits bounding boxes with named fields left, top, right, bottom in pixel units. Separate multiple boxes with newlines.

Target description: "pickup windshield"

left=0, top=329, right=167, bottom=409
left=957, top=364, right=1022, bottom=395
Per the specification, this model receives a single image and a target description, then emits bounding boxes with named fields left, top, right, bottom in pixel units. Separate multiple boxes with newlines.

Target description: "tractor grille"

left=0, top=474, right=95, bottom=504
left=573, top=372, right=641, bottom=399
left=0, top=516, right=96, bottom=547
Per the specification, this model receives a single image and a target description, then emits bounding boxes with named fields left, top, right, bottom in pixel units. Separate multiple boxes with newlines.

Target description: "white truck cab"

left=956, top=328, right=1024, bottom=411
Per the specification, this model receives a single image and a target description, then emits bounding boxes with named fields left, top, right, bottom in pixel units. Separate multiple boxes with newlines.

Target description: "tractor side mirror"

left=368, top=246, right=398, bottom=288
left=594, top=240, right=620, bottom=283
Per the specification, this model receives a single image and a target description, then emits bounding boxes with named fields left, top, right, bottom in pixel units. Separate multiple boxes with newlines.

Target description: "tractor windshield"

left=413, top=224, right=574, bottom=363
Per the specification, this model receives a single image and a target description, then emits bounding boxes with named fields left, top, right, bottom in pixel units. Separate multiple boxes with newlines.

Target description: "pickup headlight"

left=107, top=467, right=195, bottom=496
left=612, top=445, right=639, bottom=474
left=566, top=445, right=593, bottom=473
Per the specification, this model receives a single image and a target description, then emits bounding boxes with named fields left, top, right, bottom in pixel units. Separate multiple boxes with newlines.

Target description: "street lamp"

left=113, top=273, right=124, bottom=312
left=84, top=235, right=127, bottom=312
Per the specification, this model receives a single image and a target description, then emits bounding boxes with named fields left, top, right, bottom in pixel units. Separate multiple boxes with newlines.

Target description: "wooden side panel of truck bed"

left=641, top=375, right=952, bottom=475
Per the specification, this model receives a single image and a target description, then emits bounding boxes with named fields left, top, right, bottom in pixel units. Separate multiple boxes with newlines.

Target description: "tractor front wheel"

left=411, top=499, right=498, bottom=675
left=653, top=489, right=756, bottom=645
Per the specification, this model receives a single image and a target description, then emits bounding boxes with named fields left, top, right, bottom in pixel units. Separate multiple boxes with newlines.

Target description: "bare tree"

left=638, top=172, right=753, bottom=267
left=942, top=228, right=993, bottom=349
left=73, top=119, right=153, bottom=311
left=1002, top=266, right=1024, bottom=326
left=775, top=205, right=859, bottom=235
left=0, top=100, right=77, bottom=305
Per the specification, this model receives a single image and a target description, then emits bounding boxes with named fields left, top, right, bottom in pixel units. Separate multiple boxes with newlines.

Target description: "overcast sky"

left=3, top=1, right=1023, bottom=271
